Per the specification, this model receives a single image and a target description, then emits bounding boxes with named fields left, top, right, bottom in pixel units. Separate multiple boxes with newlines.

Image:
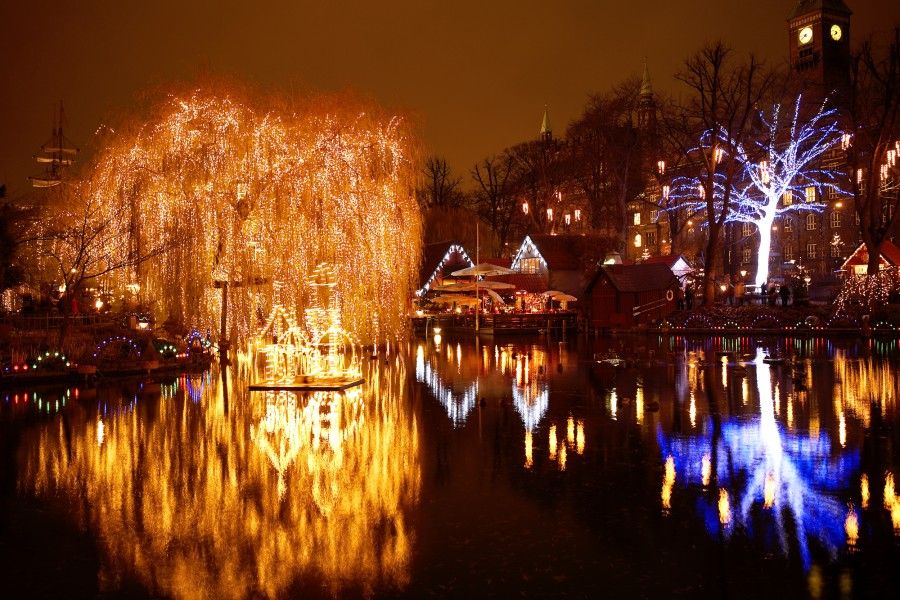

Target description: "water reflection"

left=659, top=348, right=864, bottom=569
left=18, top=357, right=420, bottom=599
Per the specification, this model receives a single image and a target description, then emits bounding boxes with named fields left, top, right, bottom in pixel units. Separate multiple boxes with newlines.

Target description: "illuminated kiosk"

left=249, top=263, right=364, bottom=391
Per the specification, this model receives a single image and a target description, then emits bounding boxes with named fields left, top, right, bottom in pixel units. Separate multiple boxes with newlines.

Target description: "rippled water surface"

left=1, top=335, right=899, bottom=598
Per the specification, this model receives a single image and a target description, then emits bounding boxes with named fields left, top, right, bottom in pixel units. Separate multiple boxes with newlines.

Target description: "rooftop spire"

left=640, top=59, right=653, bottom=98
left=540, top=106, right=552, bottom=142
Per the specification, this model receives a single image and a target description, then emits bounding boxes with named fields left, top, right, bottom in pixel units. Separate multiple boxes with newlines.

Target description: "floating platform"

left=249, top=378, right=365, bottom=392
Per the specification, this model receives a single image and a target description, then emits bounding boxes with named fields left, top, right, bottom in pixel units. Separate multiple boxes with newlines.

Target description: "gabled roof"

left=419, top=241, right=474, bottom=292
left=840, top=240, right=900, bottom=271
left=790, top=0, right=851, bottom=19
left=513, top=234, right=615, bottom=272
left=587, top=263, right=678, bottom=294
left=642, top=254, right=680, bottom=268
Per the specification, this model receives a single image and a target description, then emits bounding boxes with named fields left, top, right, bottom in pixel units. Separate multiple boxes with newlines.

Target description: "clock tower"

left=788, top=0, right=852, bottom=100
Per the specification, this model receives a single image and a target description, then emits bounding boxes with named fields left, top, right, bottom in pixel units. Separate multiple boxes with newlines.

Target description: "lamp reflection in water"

left=658, top=348, right=860, bottom=570
left=19, top=357, right=420, bottom=599
left=512, top=351, right=549, bottom=469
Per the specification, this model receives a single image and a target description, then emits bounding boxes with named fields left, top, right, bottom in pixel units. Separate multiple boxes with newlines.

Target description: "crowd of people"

left=675, top=277, right=808, bottom=310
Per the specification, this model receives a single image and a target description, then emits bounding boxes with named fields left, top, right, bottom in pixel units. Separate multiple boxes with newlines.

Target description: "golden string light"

left=82, top=86, right=421, bottom=346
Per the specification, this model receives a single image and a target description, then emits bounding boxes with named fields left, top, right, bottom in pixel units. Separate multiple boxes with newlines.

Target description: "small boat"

left=594, top=351, right=624, bottom=367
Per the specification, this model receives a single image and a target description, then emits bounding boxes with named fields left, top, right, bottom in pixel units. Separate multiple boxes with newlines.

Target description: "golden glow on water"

left=701, top=454, right=711, bottom=487
left=762, top=472, right=777, bottom=508
left=861, top=474, right=869, bottom=509
left=19, top=360, right=420, bottom=599
left=566, top=414, right=575, bottom=446
left=662, top=456, right=675, bottom=512
left=635, top=385, right=644, bottom=424
left=524, top=430, right=533, bottom=469
left=845, top=507, right=859, bottom=548
left=718, top=489, right=731, bottom=525
left=549, top=425, right=557, bottom=460
left=689, top=391, right=696, bottom=429
left=576, top=420, right=585, bottom=455
left=558, top=442, right=567, bottom=471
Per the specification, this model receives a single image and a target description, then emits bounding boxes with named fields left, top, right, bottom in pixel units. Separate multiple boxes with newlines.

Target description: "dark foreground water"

left=1, top=334, right=899, bottom=599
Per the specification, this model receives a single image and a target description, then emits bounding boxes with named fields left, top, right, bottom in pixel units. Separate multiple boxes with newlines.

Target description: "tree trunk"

left=702, top=222, right=722, bottom=305
left=754, top=215, right=775, bottom=289
left=864, top=236, right=881, bottom=275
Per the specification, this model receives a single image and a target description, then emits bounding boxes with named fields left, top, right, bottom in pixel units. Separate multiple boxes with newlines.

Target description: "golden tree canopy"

left=86, top=86, right=422, bottom=345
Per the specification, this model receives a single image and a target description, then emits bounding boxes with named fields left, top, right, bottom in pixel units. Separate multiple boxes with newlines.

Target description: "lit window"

left=742, top=222, right=752, bottom=237
left=831, top=211, right=841, bottom=228
left=805, top=186, right=816, bottom=203
left=784, top=245, right=794, bottom=261
left=827, top=186, right=838, bottom=200
left=784, top=217, right=793, bottom=232
left=647, top=231, right=657, bottom=246
left=806, top=213, right=817, bottom=230
left=651, top=210, right=659, bottom=222
left=783, top=191, right=793, bottom=206
left=634, top=233, right=642, bottom=248
left=807, top=243, right=817, bottom=258
left=519, top=257, right=542, bottom=274
left=633, top=212, right=641, bottom=225
left=742, top=247, right=751, bottom=264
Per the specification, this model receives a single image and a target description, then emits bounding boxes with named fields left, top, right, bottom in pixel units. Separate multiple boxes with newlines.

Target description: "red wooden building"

left=584, top=263, right=679, bottom=328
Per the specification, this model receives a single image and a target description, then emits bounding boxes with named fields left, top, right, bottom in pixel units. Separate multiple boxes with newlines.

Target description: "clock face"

left=831, top=24, right=842, bottom=41
left=798, top=26, right=813, bottom=45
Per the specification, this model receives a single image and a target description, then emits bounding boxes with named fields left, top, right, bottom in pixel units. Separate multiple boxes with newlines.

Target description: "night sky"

left=2, top=0, right=899, bottom=196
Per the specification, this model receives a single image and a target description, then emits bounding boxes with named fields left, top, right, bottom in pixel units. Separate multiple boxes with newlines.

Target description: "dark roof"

left=482, top=257, right=512, bottom=268
left=496, top=273, right=548, bottom=293
left=419, top=241, right=472, bottom=287
left=790, top=0, right=851, bottom=19
left=527, top=234, right=615, bottom=272
left=587, top=264, right=678, bottom=294
left=642, top=254, right=683, bottom=268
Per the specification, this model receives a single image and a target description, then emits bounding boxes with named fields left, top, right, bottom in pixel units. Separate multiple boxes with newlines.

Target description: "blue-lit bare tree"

left=729, top=97, right=844, bottom=287
left=670, top=96, right=843, bottom=288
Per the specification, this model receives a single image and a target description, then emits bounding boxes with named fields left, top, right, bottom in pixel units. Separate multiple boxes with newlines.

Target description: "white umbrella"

left=431, top=281, right=477, bottom=292
left=432, top=294, right=480, bottom=306
left=473, top=280, right=515, bottom=290
left=544, top=291, right=577, bottom=302
left=484, top=289, right=506, bottom=305
left=452, top=263, right=515, bottom=277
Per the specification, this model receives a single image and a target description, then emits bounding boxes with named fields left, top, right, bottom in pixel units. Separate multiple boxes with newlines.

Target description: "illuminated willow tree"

left=670, top=96, right=842, bottom=288
left=84, top=87, right=421, bottom=345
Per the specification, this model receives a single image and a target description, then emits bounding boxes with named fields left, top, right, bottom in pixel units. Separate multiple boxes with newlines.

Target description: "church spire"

left=637, top=60, right=657, bottom=131
left=540, top=106, right=552, bottom=142
left=640, top=58, right=653, bottom=98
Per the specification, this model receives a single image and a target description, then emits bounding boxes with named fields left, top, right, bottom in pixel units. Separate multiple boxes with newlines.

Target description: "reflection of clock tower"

left=788, top=0, right=852, bottom=99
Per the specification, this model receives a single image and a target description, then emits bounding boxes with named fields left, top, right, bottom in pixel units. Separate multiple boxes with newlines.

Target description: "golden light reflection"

left=861, top=473, right=869, bottom=509
left=524, top=430, right=533, bottom=469
left=549, top=425, right=557, bottom=460
left=662, top=455, right=675, bottom=513
left=764, top=472, right=777, bottom=508
left=19, top=359, right=420, bottom=599
left=576, top=420, right=585, bottom=455
left=635, top=385, right=644, bottom=424
left=558, top=442, right=567, bottom=472
left=689, top=390, right=696, bottom=429
left=566, top=414, right=575, bottom=446
left=845, top=506, right=859, bottom=548
left=701, top=454, right=711, bottom=487
left=718, top=488, right=732, bottom=525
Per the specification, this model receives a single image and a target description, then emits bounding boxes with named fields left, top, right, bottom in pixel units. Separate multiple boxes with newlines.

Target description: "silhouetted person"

left=779, top=284, right=790, bottom=307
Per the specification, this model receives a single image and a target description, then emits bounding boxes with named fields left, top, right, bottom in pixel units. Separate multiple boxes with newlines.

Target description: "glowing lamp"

left=546, top=208, right=553, bottom=221
left=522, top=201, right=529, bottom=215
left=95, top=299, right=104, bottom=310
left=574, top=209, right=581, bottom=221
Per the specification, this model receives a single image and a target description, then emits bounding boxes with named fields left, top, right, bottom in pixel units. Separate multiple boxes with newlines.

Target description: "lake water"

left=1, top=334, right=899, bottom=598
